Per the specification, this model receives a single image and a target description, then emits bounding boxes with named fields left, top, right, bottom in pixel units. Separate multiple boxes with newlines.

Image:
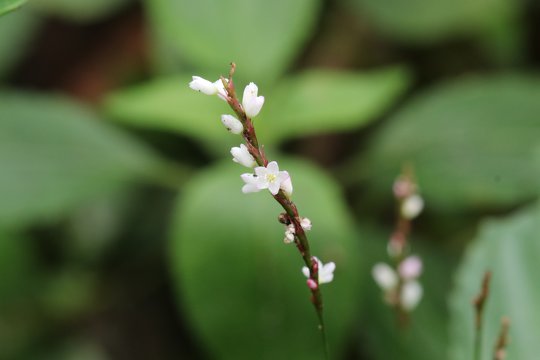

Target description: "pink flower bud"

left=307, top=279, right=318, bottom=290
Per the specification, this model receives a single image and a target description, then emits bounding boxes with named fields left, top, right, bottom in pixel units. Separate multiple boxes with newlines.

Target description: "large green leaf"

left=350, top=0, right=518, bottom=43
left=104, top=75, right=235, bottom=153
left=170, top=159, right=363, bottom=360
left=144, top=0, right=320, bottom=82
left=29, top=0, right=131, bottom=22
left=356, top=75, right=540, bottom=211
left=448, top=204, right=540, bottom=360
left=0, top=10, right=39, bottom=78
left=0, top=0, right=25, bottom=16
left=0, top=91, right=170, bottom=228
left=105, top=68, right=410, bottom=152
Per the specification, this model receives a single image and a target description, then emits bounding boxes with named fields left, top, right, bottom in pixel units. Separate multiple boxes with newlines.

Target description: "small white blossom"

left=280, top=171, right=293, bottom=196
left=401, top=280, right=423, bottom=310
left=242, top=82, right=265, bottom=118
left=255, top=161, right=289, bottom=195
left=231, top=144, right=256, bottom=168
left=302, top=257, right=335, bottom=284
left=240, top=161, right=289, bottom=195
left=398, top=255, right=422, bottom=280
left=401, top=194, right=424, bottom=219
left=221, top=115, right=243, bottom=134
left=284, top=224, right=295, bottom=244
left=300, top=217, right=312, bottom=231
left=372, top=263, right=398, bottom=291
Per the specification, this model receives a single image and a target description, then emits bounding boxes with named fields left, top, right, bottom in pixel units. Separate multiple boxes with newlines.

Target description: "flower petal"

left=266, top=161, right=279, bottom=174
left=242, top=183, right=260, bottom=193
left=268, top=180, right=281, bottom=195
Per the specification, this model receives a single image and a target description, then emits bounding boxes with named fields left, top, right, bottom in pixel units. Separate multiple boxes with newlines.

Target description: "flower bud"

left=300, top=217, right=312, bottom=231
left=307, top=279, right=318, bottom=290
left=401, top=280, right=423, bottom=311
left=398, top=255, right=423, bottom=280
left=280, top=171, right=293, bottom=196
left=401, top=194, right=424, bottom=219
left=372, top=263, right=398, bottom=291
left=242, top=82, right=265, bottom=118
left=231, top=144, right=256, bottom=167
left=221, top=114, right=243, bottom=134
left=189, top=76, right=218, bottom=95
left=284, top=228, right=295, bottom=244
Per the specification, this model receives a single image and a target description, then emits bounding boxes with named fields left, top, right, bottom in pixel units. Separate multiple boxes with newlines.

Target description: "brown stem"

left=222, top=63, right=326, bottom=335
left=473, top=271, right=492, bottom=360
left=493, top=317, right=510, bottom=360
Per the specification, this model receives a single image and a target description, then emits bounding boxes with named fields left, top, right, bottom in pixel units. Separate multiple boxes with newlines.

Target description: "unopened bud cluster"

left=189, top=72, right=335, bottom=291
left=283, top=217, right=312, bottom=244
left=372, top=171, right=425, bottom=313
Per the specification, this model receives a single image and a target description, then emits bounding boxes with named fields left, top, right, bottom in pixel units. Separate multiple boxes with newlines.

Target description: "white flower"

left=372, top=263, right=398, bottom=291
left=240, top=161, right=289, bottom=195
left=300, top=217, right=312, bottom=231
left=189, top=76, right=228, bottom=101
left=284, top=224, right=295, bottom=244
left=231, top=144, right=256, bottom=167
left=302, top=257, right=335, bottom=284
left=398, top=255, right=422, bottom=280
left=401, top=280, right=423, bottom=310
left=221, top=115, right=243, bottom=134
left=242, top=82, right=265, bottom=118
left=280, top=171, right=293, bottom=196
left=401, top=194, right=424, bottom=219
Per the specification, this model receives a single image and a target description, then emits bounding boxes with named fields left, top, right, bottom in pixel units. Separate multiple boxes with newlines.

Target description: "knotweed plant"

left=372, top=168, right=424, bottom=324
left=189, top=63, right=335, bottom=356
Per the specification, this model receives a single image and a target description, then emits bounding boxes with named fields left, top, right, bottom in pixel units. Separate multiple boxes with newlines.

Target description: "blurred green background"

left=0, top=0, right=539, bottom=359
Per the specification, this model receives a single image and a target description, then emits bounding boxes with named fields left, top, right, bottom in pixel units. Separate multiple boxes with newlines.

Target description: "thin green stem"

left=474, top=322, right=482, bottom=360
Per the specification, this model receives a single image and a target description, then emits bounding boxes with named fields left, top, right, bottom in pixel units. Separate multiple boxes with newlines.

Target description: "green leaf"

left=350, top=0, right=519, bottom=43
left=170, top=159, right=363, bottom=360
left=0, top=91, right=169, bottom=228
left=0, top=0, right=26, bottom=16
left=357, top=75, right=540, bottom=211
left=257, top=67, right=411, bottom=143
left=0, top=10, right=39, bottom=78
left=0, top=232, right=37, bottom=306
left=145, top=0, right=320, bottom=82
left=104, top=75, right=236, bottom=153
left=29, top=0, right=131, bottom=22
left=448, top=204, right=540, bottom=360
